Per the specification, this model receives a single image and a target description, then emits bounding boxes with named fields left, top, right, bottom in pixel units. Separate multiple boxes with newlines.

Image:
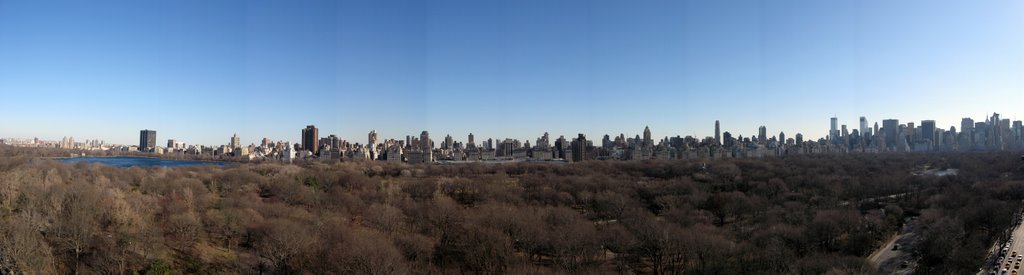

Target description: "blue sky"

left=0, top=0, right=1022, bottom=146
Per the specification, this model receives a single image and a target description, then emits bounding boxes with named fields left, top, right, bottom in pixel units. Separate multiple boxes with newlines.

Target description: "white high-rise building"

left=715, top=120, right=721, bottom=145
left=283, top=145, right=296, bottom=163
left=368, top=130, right=379, bottom=147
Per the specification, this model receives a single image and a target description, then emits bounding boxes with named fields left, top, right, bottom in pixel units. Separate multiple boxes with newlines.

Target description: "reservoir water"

left=61, top=156, right=225, bottom=168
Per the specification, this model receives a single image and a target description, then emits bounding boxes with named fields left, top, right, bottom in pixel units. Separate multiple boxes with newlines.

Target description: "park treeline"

left=0, top=145, right=1023, bottom=274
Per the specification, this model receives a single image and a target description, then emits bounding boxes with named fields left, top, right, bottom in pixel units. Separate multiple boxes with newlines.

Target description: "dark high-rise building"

left=643, top=126, right=652, bottom=147
left=859, top=117, right=868, bottom=137
left=906, top=122, right=915, bottom=142
left=723, top=131, right=734, bottom=147
left=302, top=125, right=319, bottom=154
left=795, top=133, right=804, bottom=146
left=467, top=133, right=475, bottom=149
left=139, top=129, right=156, bottom=152
left=921, top=120, right=936, bottom=144
left=758, top=126, right=767, bottom=143
left=883, top=119, right=899, bottom=149
left=555, top=136, right=567, bottom=159
left=571, top=134, right=588, bottom=162
left=714, top=120, right=721, bottom=145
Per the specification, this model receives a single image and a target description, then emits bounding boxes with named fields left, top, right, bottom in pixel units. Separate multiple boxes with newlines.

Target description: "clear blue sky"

left=0, top=0, right=1022, bottom=146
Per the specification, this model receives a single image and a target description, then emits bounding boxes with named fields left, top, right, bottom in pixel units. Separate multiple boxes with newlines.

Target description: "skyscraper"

left=643, top=126, right=652, bottom=147
left=58, top=136, right=74, bottom=149
left=921, top=120, right=936, bottom=144
left=467, top=133, right=476, bottom=149
left=714, top=120, right=721, bottom=145
left=443, top=134, right=454, bottom=149
left=859, top=117, right=868, bottom=137
left=830, top=117, right=838, bottom=141
left=536, top=132, right=549, bottom=149
left=571, top=134, right=588, bottom=162
left=883, top=119, right=899, bottom=149
left=1014, top=121, right=1023, bottom=144
left=230, top=133, right=240, bottom=149
left=906, top=122, right=915, bottom=142
left=961, top=118, right=975, bottom=146
left=758, top=126, right=767, bottom=143
left=554, top=136, right=565, bottom=158
left=368, top=130, right=379, bottom=146
left=991, top=113, right=1003, bottom=148
left=302, top=125, right=319, bottom=154
left=325, top=134, right=340, bottom=149
left=139, top=129, right=156, bottom=152
left=420, top=131, right=430, bottom=150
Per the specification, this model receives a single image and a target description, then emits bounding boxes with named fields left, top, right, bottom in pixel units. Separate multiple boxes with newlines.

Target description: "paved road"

left=982, top=213, right=1024, bottom=275
left=1005, top=221, right=1024, bottom=273
left=868, top=233, right=900, bottom=268
left=868, top=220, right=917, bottom=274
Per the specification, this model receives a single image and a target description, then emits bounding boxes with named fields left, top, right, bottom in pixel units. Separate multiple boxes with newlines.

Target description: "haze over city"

left=1, top=0, right=1023, bottom=145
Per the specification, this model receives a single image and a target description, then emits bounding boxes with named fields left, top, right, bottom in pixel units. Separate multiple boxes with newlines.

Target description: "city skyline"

left=7, top=112, right=1021, bottom=151
left=5, top=111, right=1016, bottom=164
left=1, top=1, right=1022, bottom=145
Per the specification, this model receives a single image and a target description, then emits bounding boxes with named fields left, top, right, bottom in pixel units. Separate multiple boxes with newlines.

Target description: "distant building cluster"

left=0, top=136, right=107, bottom=150
left=5, top=112, right=1024, bottom=163
left=826, top=113, right=1024, bottom=154
left=128, top=113, right=1024, bottom=162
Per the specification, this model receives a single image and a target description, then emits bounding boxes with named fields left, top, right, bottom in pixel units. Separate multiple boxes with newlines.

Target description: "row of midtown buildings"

left=5, top=113, right=1022, bottom=163
left=0, top=137, right=108, bottom=150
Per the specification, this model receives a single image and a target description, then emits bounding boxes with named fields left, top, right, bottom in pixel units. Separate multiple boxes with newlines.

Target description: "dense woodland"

left=1, top=145, right=1023, bottom=274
